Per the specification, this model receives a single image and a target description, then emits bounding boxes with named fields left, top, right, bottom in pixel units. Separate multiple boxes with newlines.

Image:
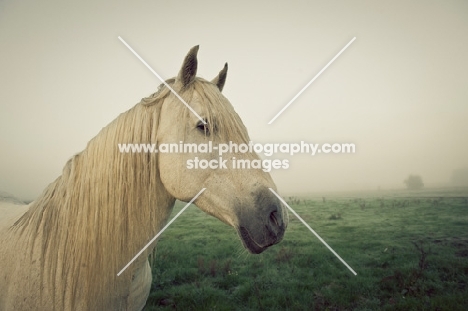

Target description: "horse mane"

left=10, top=76, right=251, bottom=308
left=12, top=90, right=173, bottom=308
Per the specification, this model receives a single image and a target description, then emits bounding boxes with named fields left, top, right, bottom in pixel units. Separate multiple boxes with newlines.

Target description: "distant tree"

left=404, top=174, right=424, bottom=190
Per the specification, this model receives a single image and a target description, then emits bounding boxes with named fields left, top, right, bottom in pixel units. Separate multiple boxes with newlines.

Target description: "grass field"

left=144, top=188, right=468, bottom=310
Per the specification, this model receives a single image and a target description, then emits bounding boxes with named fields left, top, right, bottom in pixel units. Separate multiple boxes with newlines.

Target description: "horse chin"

left=238, top=226, right=270, bottom=254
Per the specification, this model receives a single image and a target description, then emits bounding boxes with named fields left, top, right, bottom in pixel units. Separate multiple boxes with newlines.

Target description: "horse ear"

left=211, top=63, right=228, bottom=92
left=176, top=45, right=199, bottom=88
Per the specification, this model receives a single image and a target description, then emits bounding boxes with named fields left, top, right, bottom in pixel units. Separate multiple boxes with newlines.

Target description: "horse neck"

left=12, top=103, right=175, bottom=308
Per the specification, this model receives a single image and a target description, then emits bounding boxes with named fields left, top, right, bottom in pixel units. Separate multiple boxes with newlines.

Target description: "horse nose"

left=269, top=208, right=282, bottom=228
left=266, top=200, right=284, bottom=237
left=252, top=186, right=286, bottom=240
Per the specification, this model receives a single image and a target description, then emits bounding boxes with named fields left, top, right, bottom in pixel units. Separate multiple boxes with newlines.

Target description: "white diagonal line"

left=117, top=188, right=206, bottom=276
left=118, top=36, right=206, bottom=125
left=268, top=37, right=356, bottom=124
left=269, top=188, right=357, bottom=276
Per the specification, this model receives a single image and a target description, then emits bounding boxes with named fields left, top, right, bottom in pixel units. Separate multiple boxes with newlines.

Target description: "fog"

left=1, top=0, right=467, bottom=200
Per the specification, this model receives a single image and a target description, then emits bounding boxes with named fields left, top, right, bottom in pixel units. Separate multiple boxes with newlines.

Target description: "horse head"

left=156, top=46, right=288, bottom=253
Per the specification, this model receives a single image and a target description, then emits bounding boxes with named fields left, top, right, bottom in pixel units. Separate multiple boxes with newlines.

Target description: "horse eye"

left=196, top=120, right=209, bottom=135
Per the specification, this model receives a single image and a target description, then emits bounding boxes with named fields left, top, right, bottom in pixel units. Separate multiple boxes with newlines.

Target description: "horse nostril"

left=270, top=210, right=279, bottom=227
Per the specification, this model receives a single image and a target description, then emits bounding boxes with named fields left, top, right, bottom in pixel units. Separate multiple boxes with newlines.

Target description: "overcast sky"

left=1, top=0, right=467, bottom=199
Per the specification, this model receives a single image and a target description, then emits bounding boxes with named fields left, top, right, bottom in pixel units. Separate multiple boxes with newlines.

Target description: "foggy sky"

left=1, top=0, right=467, bottom=200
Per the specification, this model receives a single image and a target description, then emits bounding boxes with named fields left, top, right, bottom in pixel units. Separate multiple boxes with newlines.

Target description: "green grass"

left=144, top=188, right=468, bottom=310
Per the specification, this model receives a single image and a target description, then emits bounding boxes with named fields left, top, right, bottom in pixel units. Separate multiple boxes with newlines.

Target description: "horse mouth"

left=238, top=226, right=270, bottom=254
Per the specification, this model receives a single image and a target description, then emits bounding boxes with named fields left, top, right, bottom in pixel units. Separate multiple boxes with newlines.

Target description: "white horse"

left=0, top=46, right=288, bottom=310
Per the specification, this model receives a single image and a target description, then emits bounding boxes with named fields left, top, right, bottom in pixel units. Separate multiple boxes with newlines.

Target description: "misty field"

left=144, top=188, right=468, bottom=310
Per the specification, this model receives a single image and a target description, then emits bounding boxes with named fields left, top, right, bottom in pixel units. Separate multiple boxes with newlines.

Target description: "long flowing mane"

left=10, top=89, right=171, bottom=309
left=7, top=77, right=251, bottom=309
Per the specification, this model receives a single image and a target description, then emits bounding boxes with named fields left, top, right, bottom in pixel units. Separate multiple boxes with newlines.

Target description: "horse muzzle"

left=236, top=188, right=288, bottom=254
